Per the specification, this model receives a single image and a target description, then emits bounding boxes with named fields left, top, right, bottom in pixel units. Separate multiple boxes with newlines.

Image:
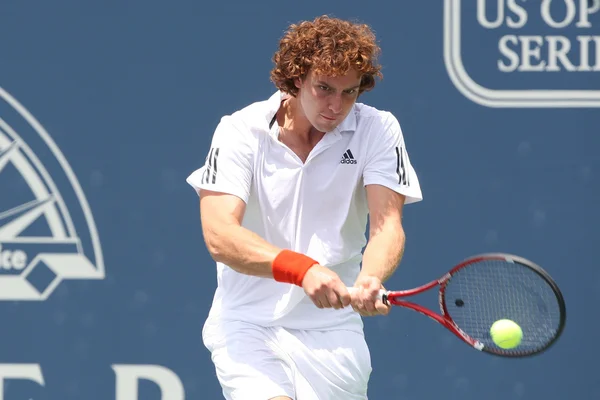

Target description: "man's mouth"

left=321, top=115, right=336, bottom=121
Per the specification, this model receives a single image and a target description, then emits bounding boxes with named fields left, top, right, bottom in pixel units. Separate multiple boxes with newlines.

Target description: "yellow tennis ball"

left=490, top=319, right=523, bottom=349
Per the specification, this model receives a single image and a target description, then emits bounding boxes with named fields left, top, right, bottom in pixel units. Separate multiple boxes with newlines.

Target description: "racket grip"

left=347, top=287, right=389, bottom=304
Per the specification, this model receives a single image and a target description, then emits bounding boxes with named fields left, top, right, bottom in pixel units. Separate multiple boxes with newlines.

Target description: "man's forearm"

left=359, top=226, right=406, bottom=283
left=204, top=223, right=282, bottom=278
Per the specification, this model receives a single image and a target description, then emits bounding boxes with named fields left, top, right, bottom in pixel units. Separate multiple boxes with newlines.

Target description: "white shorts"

left=202, top=319, right=372, bottom=400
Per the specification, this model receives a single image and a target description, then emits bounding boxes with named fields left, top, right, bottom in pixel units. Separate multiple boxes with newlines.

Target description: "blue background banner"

left=1, top=1, right=597, bottom=399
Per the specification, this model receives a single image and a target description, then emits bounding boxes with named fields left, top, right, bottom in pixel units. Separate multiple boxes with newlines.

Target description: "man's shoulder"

left=211, top=92, right=279, bottom=146
left=354, top=102, right=398, bottom=123
left=226, top=91, right=280, bottom=128
left=353, top=102, right=399, bottom=131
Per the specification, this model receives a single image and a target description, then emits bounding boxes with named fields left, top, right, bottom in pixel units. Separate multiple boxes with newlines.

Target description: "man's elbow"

left=376, top=222, right=406, bottom=258
left=203, top=227, right=229, bottom=263
left=370, top=219, right=404, bottom=240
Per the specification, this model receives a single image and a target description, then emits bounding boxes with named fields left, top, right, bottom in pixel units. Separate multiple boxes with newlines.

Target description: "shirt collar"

left=266, top=90, right=357, bottom=134
left=266, top=91, right=285, bottom=129
left=335, top=106, right=357, bottom=134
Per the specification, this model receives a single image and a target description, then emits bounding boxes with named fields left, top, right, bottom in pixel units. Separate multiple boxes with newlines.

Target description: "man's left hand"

left=351, top=275, right=391, bottom=317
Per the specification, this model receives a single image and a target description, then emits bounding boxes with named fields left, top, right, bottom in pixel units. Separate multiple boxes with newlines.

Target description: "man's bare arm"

left=199, top=189, right=351, bottom=309
left=359, top=184, right=407, bottom=283
left=200, top=189, right=281, bottom=278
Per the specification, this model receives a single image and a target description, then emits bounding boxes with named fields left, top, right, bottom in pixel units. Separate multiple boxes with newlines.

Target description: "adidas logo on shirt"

left=340, top=149, right=357, bottom=164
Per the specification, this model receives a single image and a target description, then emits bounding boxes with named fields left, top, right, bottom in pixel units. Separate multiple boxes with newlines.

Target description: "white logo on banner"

left=0, top=87, right=104, bottom=300
left=444, top=0, right=600, bottom=107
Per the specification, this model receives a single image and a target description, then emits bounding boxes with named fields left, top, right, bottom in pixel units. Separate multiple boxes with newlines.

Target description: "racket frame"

left=380, top=253, right=566, bottom=357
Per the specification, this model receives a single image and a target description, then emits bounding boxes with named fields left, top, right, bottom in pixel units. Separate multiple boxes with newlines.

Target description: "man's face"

left=295, top=69, right=361, bottom=133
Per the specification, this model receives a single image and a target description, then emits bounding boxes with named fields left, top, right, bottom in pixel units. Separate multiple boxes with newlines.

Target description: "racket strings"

left=443, top=259, right=563, bottom=355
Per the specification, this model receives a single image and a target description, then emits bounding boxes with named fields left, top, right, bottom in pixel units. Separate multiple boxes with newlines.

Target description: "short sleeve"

left=362, top=114, right=423, bottom=204
left=186, top=116, right=254, bottom=203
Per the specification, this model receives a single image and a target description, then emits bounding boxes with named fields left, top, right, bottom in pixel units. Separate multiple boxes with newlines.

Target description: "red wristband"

left=272, top=250, right=317, bottom=287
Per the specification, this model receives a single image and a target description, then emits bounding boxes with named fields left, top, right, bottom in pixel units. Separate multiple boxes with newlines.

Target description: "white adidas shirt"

left=187, top=91, right=423, bottom=332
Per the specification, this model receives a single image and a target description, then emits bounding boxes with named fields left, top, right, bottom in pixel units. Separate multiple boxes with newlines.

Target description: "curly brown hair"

left=270, top=15, right=383, bottom=97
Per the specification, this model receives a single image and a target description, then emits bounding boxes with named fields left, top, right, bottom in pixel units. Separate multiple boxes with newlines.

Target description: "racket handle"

left=347, top=287, right=389, bottom=304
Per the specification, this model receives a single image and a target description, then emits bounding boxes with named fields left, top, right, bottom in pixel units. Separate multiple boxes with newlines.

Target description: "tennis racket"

left=349, top=253, right=566, bottom=357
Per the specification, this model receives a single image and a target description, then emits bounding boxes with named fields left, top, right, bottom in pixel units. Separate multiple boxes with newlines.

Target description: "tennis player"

left=187, top=15, right=422, bottom=400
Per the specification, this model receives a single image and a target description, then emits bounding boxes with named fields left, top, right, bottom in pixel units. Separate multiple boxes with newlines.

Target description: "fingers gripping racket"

left=352, top=253, right=566, bottom=357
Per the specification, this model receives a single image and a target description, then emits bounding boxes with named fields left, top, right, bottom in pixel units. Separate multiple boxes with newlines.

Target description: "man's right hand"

left=302, top=265, right=352, bottom=310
